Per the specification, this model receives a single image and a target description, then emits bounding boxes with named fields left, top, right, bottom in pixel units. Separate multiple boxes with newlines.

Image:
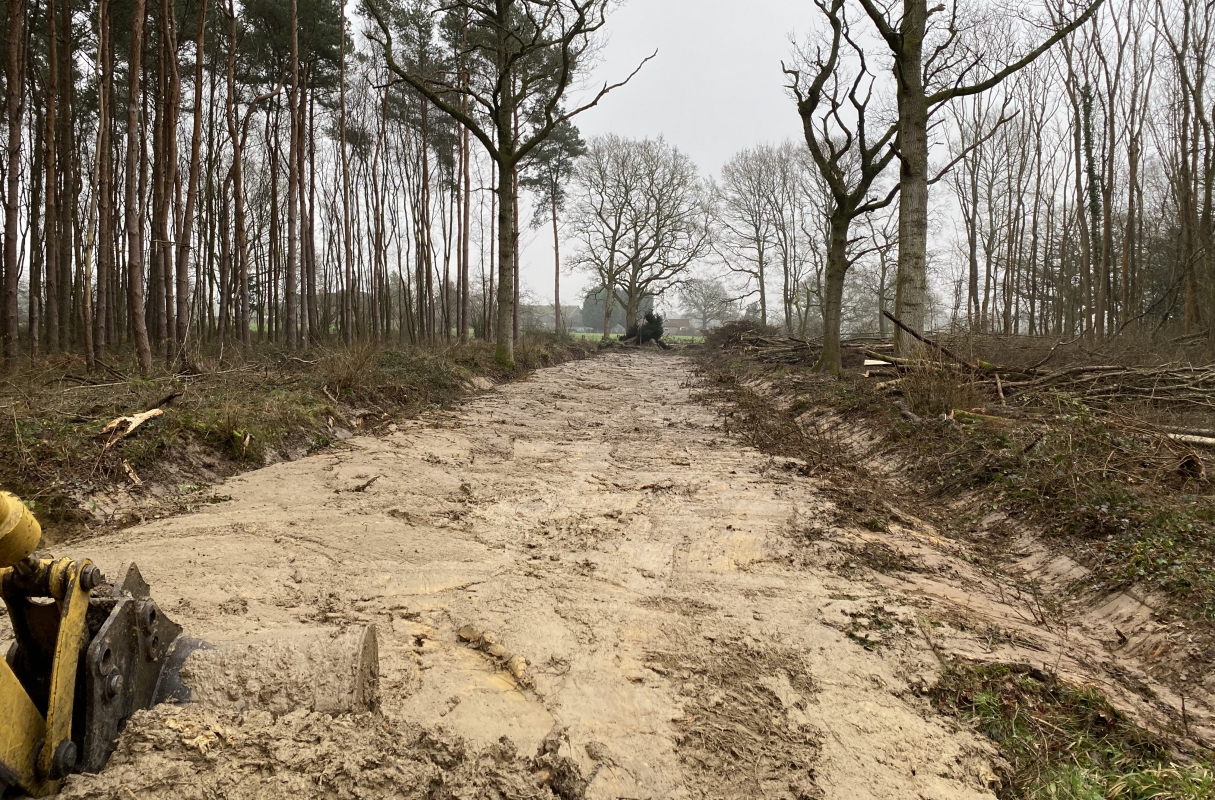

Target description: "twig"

left=94, top=359, right=129, bottom=381
left=59, top=381, right=129, bottom=392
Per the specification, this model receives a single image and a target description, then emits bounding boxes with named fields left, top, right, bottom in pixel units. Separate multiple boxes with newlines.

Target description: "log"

left=1166, top=433, right=1215, bottom=448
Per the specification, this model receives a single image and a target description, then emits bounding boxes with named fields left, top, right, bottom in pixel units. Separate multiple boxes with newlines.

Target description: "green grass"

left=934, top=663, right=1214, bottom=800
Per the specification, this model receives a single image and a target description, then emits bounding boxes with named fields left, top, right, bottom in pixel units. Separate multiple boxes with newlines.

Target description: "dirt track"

left=58, top=351, right=1020, bottom=799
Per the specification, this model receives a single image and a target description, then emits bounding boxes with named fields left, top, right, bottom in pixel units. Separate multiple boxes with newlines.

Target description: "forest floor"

left=27, top=347, right=1210, bottom=799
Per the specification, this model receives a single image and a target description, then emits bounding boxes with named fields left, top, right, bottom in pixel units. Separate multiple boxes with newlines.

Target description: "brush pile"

left=709, top=321, right=892, bottom=368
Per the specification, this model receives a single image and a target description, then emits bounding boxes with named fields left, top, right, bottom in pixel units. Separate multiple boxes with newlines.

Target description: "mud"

left=177, top=624, right=379, bottom=716
left=46, top=350, right=1150, bottom=799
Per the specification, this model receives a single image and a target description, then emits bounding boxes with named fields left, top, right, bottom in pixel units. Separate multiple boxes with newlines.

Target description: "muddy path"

left=56, top=351, right=1027, bottom=799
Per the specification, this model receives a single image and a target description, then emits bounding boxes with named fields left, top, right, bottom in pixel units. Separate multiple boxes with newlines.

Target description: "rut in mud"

left=57, top=351, right=1032, bottom=799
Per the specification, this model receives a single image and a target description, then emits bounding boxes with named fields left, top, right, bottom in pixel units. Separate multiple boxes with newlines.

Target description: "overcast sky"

left=517, top=0, right=811, bottom=309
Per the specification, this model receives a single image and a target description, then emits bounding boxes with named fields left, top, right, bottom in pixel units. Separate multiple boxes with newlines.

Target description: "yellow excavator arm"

left=0, top=493, right=187, bottom=796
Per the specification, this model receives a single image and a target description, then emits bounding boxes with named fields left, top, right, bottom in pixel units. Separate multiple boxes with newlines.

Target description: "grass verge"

left=934, top=662, right=1213, bottom=800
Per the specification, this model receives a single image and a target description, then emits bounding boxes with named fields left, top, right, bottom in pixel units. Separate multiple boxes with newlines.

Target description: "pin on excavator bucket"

left=0, top=492, right=197, bottom=796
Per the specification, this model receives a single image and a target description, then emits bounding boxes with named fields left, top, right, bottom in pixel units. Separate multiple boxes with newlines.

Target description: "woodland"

left=0, top=0, right=1209, bottom=374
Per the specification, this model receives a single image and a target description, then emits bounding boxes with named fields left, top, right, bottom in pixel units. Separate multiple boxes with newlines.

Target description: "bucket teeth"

left=79, top=563, right=186, bottom=773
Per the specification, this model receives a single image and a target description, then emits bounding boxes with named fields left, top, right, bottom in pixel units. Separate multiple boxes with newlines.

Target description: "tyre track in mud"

left=59, top=351, right=1002, bottom=800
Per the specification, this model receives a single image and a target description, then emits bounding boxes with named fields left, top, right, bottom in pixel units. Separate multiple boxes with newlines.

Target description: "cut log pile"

left=721, top=317, right=1215, bottom=462
left=724, top=331, right=893, bottom=366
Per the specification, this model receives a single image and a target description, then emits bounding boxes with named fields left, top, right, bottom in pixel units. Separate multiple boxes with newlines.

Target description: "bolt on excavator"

left=0, top=491, right=379, bottom=796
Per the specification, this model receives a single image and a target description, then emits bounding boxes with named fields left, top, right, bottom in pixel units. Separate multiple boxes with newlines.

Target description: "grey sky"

left=517, top=0, right=811, bottom=308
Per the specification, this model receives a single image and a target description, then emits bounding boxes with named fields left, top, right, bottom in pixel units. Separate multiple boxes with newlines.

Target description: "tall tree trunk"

left=305, top=76, right=319, bottom=344
left=552, top=175, right=562, bottom=335
left=495, top=169, right=518, bottom=347
left=285, top=0, right=300, bottom=349
left=459, top=8, right=471, bottom=344
left=339, top=10, right=353, bottom=346
left=601, top=279, right=614, bottom=338
left=126, top=0, right=153, bottom=374
left=813, top=210, right=850, bottom=375
left=891, top=0, right=931, bottom=353
left=95, top=0, right=113, bottom=362
left=44, top=0, right=60, bottom=353
left=29, top=90, right=42, bottom=363
left=155, top=0, right=180, bottom=361
left=55, top=0, right=73, bottom=351
left=2, top=0, right=25, bottom=368
left=176, top=0, right=207, bottom=357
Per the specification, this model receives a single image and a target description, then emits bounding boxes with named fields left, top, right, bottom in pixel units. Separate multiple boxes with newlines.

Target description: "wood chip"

left=122, top=460, right=142, bottom=485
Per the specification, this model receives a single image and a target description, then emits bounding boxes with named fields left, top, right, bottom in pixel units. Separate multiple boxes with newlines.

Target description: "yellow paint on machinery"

left=0, top=492, right=99, bottom=796
left=0, top=490, right=379, bottom=796
left=0, top=491, right=40, bottom=568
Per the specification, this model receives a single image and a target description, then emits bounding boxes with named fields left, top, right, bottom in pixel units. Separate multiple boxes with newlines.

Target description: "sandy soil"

left=47, top=351, right=1093, bottom=799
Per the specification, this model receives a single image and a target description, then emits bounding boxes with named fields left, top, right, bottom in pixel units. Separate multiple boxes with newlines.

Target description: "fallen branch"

left=882, top=311, right=978, bottom=371
left=1166, top=433, right=1215, bottom=448
left=100, top=408, right=164, bottom=440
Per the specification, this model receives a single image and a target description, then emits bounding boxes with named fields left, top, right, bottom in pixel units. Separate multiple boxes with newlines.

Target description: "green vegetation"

left=934, top=663, right=1214, bottom=800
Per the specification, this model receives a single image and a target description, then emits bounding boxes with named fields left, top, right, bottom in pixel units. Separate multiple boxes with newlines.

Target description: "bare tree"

left=569, top=134, right=636, bottom=337
left=616, top=138, right=712, bottom=330
left=365, top=0, right=649, bottom=365
left=855, top=0, right=1102, bottom=352
left=786, top=0, right=899, bottom=374
left=715, top=146, right=779, bottom=326
left=679, top=277, right=737, bottom=331
left=520, top=119, right=585, bottom=335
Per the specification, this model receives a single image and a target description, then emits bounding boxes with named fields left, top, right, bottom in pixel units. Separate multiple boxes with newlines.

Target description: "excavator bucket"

left=6, top=561, right=198, bottom=774
left=0, top=491, right=379, bottom=796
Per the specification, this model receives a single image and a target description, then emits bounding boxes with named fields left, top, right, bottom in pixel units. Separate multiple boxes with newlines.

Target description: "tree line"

left=1, top=0, right=1207, bottom=377
left=0, top=0, right=630, bottom=373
